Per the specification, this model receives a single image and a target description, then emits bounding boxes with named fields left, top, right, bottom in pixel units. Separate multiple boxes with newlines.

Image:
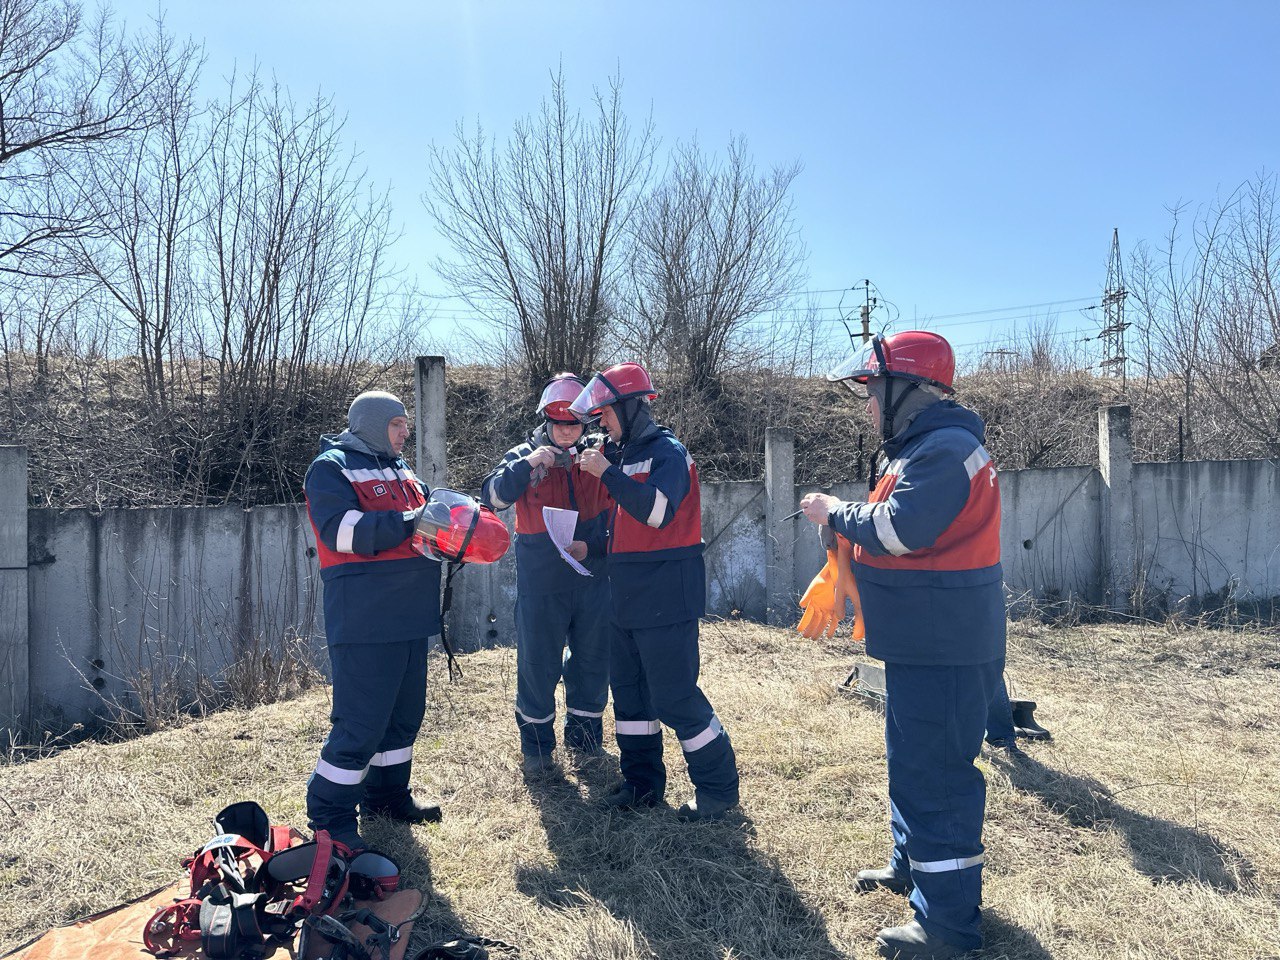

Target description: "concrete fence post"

left=0, top=446, right=29, bottom=733
left=764, top=428, right=796, bottom=626
left=1098, top=404, right=1135, bottom=612
left=415, top=356, right=448, bottom=490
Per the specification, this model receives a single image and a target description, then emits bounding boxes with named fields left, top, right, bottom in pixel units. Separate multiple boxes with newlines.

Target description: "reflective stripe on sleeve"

left=315, top=758, right=369, bottom=786
left=369, top=747, right=413, bottom=767
left=336, top=510, right=362, bottom=553
left=615, top=719, right=662, bottom=736
left=622, top=459, right=653, bottom=476
left=484, top=478, right=510, bottom=510
left=909, top=853, right=984, bottom=873
left=646, top=490, right=669, bottom=528
left=680, top=716, right=724, bottom=753
left=963, top=447, right=992, bottom=480
left=340, top=467, right=412, bottom=483
left=872, top=503, right=911, bottom=556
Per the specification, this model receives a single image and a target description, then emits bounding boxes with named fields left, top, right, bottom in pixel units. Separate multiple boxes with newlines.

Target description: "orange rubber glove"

left=834, top=538, right=866, bottom=641
left=797, top=550, right=840, bottom=638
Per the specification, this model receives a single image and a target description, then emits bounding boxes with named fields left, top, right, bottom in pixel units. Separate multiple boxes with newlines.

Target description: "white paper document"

left=542, top=506, right=593, bottom=576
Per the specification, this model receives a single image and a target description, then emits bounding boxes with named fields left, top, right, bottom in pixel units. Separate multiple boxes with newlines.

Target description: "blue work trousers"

left=515, top=577, right=611, bottom=757
left=307, top=639, right=429, bottom=842
left=884, top=658, right=1003, bottom=951
left=985, top=672, right=1016, bottom=744
left=610, top=618, right=739, bottom=806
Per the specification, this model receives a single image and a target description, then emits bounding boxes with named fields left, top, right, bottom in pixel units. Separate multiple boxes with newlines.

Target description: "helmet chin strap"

left=868, top=353, right=919, bottom=488
left=879, top=377, right=919, bottom=444
left=618, top=397, right=644, bottom=446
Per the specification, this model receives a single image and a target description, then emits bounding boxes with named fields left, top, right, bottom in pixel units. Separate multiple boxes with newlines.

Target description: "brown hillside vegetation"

left=2, top=621, right=1277, bottom=959
left=5, top=350, right=1273, bottom=508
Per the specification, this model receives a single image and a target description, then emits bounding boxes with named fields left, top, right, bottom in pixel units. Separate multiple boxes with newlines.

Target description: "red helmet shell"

left=829, top=331, right=955, bottom=393
left=568, top=362, right=658, bottom=419
left=413, top=491, right=511, bottom=564
left=428, top=504, right=510, bottom=564
left=537, top=373, right=586, bottom=423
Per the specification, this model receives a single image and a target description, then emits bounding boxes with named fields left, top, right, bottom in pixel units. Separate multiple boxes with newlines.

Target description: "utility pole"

left=858, top=279, right=875, bottom=343
left=1099, top=228, right=1129, bottom=392
left=840, top=279, right=879, bottom=344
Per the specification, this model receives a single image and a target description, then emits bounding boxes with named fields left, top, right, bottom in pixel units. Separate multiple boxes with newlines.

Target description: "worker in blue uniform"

left=480, top=373, right=614, bottom=774
left=304, top=390, right=444, bottom=851
left=801, top=331, right=1004, bottom=959
left=571, top=362, right=741, bottom=822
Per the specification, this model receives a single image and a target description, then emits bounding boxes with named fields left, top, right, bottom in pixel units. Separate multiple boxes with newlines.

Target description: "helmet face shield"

left=538, top=376, right=585, bottom=423
left=828, top=337, right=885, bottom=397
left=568, top=374, right=620, bottom=422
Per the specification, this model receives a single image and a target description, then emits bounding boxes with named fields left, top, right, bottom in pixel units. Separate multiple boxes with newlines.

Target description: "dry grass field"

left=2, top=620, right=1278, bottom=959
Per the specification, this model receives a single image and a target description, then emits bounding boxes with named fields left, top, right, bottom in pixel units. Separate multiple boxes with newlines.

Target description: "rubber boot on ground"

left=876, top=920, right=972, bottom=959
left=855, top=865, right=914, bottom=895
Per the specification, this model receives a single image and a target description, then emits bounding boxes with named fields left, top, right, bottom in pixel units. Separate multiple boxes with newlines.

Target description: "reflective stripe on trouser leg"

left=363, top=640, right=429, bottom=810
left=308, top=639, right=417, bottom=838
left=634, top=619, right=740, bottom=806
left=514, top=589, right=574, bottom=755
left=884, top=659, right=1001, bottom=951
left=563, top=577, right=611, bottom=751
left=610, top=622, right=665, bottom=798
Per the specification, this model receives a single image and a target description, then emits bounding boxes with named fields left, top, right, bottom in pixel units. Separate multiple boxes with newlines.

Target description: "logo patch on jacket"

left=373, top=484, right=387, bottom=496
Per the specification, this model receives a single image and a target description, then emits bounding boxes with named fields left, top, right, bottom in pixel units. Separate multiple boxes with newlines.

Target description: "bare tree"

left=626, top=137, right=805, bottom=394
left=0, top=0, right=163, bottom=279
left=424, top=69, right=654, bottom=387
left=60, top=19, right=204, bottom=417
left=1195, top=175, right=1280, bottom=455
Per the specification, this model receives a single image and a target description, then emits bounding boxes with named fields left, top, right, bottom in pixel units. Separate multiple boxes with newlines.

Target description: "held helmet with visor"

left=412, top=489, right=510, bottom=564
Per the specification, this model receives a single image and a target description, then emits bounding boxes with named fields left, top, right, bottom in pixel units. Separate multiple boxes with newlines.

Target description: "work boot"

left=876, top=921, right=971, bottom=958
left=675, top=794, right=738, bottom=823
left=362, top=792, right=443, bottom=824
left=1010, top=699, right=1052, bottom=740
left=985, top=737, right=1029, bottom=761
left=521, top=751, right=561, bottom=777
left=855, top=865, right=913, bottom=895
left=601, top=782, right=662, bottom=810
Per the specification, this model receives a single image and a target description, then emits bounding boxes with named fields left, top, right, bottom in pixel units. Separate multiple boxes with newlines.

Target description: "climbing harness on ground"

left=142, top=802, right=406, bottom=960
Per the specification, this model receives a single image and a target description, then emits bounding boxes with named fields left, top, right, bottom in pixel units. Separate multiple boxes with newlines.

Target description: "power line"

left=742, top=300, right=1099, bottom=331
left=949, top=325, right=1097, bottom=351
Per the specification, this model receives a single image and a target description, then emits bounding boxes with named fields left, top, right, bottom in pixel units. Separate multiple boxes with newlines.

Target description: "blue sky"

left=112, top=1, right=1280, bottom=361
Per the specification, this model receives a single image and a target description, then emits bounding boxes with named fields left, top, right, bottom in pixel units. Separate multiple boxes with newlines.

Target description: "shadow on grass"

left=978, top=911, right=1054, bottom=959
left=518, top=758, right=843, bottom=960
left=998, top=753, right=1257, bottom=892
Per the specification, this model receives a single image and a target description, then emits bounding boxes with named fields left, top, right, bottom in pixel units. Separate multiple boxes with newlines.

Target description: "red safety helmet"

left=412, top=489, right=510, bottom=564
left=828, top=330, right=955, bottom=396
left=568, top=362, right=658, bottom=422
left=537, top=373, right=587, bottom=424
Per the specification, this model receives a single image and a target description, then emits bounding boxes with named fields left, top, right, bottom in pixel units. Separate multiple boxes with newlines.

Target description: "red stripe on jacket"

left=310, top=468, right=426, bottom=570
left=513, top=464, right=612, bottom=535
left=611, top=460, right=702, bottom=555
left=854, top=454, right=1001, bottom=572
